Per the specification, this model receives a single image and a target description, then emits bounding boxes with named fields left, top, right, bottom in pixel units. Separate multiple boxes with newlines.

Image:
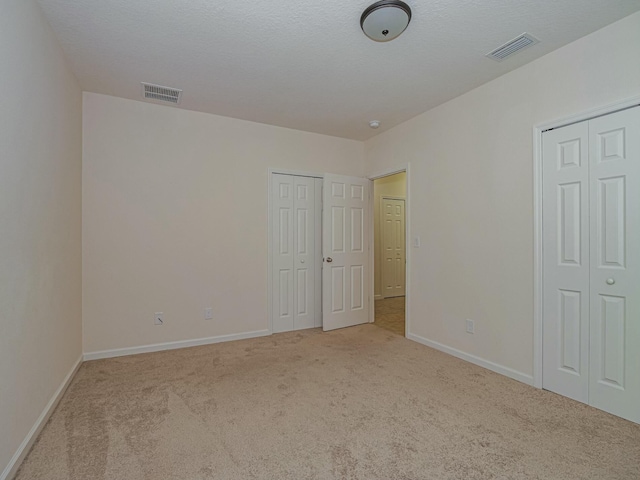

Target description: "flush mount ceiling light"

left=361, top=0, right=412, bottom=42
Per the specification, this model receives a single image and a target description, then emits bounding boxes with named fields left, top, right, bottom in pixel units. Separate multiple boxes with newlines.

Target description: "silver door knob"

left=606, top=278, right=615, bottom=285
left=326, top=257, right=333, bottom=263
left=300, top=259, right=305, bottom=263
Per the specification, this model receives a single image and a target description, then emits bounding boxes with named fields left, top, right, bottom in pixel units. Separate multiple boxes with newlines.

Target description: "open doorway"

left=372, top=172, right=406, bottom=336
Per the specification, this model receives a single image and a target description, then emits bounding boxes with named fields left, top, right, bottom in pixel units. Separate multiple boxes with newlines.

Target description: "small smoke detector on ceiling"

left=141, top=82, right=183, bottom=104
left=486, top=33, right=539, bottom=62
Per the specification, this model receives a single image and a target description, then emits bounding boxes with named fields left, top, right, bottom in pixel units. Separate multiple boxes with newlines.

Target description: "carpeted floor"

left=374, top=297, right=405, bottom=336
left=15, top=325, right=640, bottom=480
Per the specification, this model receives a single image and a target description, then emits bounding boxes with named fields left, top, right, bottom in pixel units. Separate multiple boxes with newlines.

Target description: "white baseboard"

left=1, top=355, right=83, bottom=480
left=374, top=295, right=383, bottom=300
left=83, top=329, right=271, bottom=361
left=407, top=333, right=534, bottom=386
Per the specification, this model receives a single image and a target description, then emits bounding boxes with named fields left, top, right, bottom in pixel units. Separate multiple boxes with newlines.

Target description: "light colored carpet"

left=374, top=297, right=405, bottom=336
left=15, top=325, right=640, bottom=480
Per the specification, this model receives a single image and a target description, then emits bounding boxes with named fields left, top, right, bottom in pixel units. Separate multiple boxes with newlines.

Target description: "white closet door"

left=272, top=174, right=321, bottom=333
left=588, top=107, right=640, bottom=423
left=293, top=176, right=316, bottom=330
left=542, top=122, right=590, bottom=403
left=382, top=198, right=406, bottom=298
left=272, top=174, right=295, bottom=333
left=322, top=174, right=371, bottom=331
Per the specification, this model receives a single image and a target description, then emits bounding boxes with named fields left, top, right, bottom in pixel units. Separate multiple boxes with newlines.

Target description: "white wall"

left=365, top=12, right=640, bottom=379
left=82, top=93, right=364, bottom=354
left=0, top=0, right=82, bottom=476
left=373, top=173, right=406, bottom=298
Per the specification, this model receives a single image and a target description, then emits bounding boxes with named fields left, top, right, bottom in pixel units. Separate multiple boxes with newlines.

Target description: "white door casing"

left=542, top=122, right=590, bottom=403
left=382, top=198, right=406, bottom=298
left=271, top=174, right=321, bottom=333
left=588, top=108, right=640, bottom=423
left=542, top=106, right=640, bottom=423
left=323, top=174, right=371, bottom=331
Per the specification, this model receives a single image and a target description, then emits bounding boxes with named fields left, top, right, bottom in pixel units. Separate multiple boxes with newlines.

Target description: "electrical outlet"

left=154, top=312, right=164, bottom=325
left=466, top=319, right=474, bottom=334
left=204, top=307, right=213, bottom=320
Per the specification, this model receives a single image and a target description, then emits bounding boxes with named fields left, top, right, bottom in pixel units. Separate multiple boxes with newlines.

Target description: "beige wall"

left=82, top=93, right=364, bottom=354
left=373, top=173, right=406, bottom=298
left=0, top=0, right=82, bottom=476
left=365, top=12, right=640, bottom=379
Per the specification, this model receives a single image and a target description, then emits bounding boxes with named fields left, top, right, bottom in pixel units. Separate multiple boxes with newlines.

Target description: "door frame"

left=532, top=95, right=640, bottom=389
left=267, top=168, right=324, bottom=335
left=368, top=164, right=411, bottom=338
left=379, top=196, right=406, bottom=299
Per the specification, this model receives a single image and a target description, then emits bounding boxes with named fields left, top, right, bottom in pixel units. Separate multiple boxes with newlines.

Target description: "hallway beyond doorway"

left=374, top=297, right=405, bottom=336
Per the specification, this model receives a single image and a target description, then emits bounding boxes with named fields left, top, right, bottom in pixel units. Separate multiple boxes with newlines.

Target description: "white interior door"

left=381, top=198, right=406, bottom=298
left=542, top=106, right=640, bottom=423
left=588, top=107, right=640, bottom=423
left=272, top=174, right=321, bottom=333
left=542, top=122, right=590, bottom=403
left=322, top=174, right=371, bottom=331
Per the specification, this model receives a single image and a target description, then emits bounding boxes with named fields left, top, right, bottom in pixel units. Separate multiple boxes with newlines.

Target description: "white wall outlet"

left=154, top=312, right=164, bottom=325
left=466, top=319, right=475, bottom=334
left=204, top=307, right=213, bottom=320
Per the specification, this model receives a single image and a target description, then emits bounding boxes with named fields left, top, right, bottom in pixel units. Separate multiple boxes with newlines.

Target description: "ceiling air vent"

left=486, top=33, right=539, bottom=62
left=141, top=82, right=182, bottom=104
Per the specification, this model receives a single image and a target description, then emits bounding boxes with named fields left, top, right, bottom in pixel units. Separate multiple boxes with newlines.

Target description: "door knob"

left=326, top=257, right=333, bottom=263
left=300, top=259, right=305, bottom=263
left=606, top=278, right=615, bottom=285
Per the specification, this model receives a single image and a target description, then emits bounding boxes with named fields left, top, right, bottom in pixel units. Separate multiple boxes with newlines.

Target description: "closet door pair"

left=542, top=107, right=640, bottom=423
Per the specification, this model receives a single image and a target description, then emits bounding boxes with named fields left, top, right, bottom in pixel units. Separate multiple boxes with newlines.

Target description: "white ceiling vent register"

left=141, top=83, right=183, bottom=104
left=486, top=33, right=539, bottom=62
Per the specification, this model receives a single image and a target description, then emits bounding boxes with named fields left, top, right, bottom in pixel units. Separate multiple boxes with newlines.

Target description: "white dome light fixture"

left=361, top=0, right=412, bottom=42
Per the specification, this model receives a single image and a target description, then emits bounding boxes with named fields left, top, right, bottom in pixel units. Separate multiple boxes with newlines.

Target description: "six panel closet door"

left=272, top=174, right=323, bottom=333
left=542, top=106, right=640, bottom=423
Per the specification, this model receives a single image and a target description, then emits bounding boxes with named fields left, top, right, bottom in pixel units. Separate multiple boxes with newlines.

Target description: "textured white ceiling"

left=37, top=0, right=640, bottom=140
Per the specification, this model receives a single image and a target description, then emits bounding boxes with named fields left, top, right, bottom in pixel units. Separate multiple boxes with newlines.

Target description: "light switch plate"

left=466, top=319, right=475, bottom=334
